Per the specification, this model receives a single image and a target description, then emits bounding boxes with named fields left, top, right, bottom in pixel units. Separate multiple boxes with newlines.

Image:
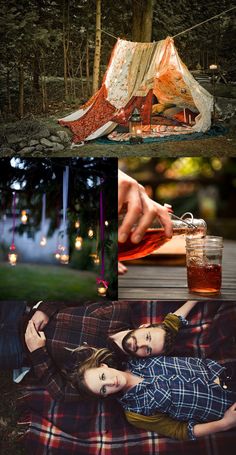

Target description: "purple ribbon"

left=11, top=192, right=17, bottom=247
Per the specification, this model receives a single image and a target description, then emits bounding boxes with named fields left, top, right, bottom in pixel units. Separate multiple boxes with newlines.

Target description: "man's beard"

left=121, top=330, right=138, bottom=355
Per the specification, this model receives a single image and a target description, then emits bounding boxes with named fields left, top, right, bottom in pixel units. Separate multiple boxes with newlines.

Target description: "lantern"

left=75, top=219, right=80, bottom=229
left=21, top=210, right=28, bottom=224
left=60, top=246, right=69, bottom=264
left=90, top=253, right=100, bottom=265
left=75, top=235, right=83, bottom=250
left=8, top=244, right=18, bottom=266
left=40, top=235, right=47, bottom=246
left=97, top=283, right=107, bottom=297
left=88, top=227, right=94, bottom=238
left=129, top=108, right=143, bottom=143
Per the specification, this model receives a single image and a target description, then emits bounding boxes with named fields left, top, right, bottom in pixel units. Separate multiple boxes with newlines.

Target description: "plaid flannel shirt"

left=28, top=301, right=133, bottom=400
left=119, top=356, right=236, bottom=439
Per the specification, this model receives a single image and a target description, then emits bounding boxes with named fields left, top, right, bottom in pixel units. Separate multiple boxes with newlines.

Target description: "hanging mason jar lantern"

left=40, top=235, right=47, bottom=247
left=97, top=282, right=107, bottom=297
left=60, top=246, right=69, bottom=264
left=8, top=244, right=18, bottom=266
left=75, top=235, right=83, bottom=250
left=90, top=253, right=100, bottom=265
left=75, top=219, right=80, bottom=229
left=88, top=227, right=94, bottom=238
left=21, top=210, right=28, bottom=224
left=129, top=108, right=143, bottom=143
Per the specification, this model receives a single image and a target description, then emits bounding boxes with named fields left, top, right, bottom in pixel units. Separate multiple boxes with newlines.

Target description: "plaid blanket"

left=18, top=301, right=236, bottom=454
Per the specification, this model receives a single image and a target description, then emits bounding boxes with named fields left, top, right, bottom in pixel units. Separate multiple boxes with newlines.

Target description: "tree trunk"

left=141, top=0, right=153, bottom=42
left=63, top=0, right=70, bottom=99
left=86, top=38, right=91, bottom=97
left=92, top=0, right=101, bottom=94
left=33, top=52, right=40, bottom=94
left=6, top=69, right=12, bottom=114
left=132, top=0, right=153, bottom=42
left=18, top=63, right=24, bottom=118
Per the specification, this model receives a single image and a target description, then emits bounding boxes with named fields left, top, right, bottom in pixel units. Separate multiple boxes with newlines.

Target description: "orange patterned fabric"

left=60, top=85, right=116, bottom=143
left=112, top=90, right=153, bottom=126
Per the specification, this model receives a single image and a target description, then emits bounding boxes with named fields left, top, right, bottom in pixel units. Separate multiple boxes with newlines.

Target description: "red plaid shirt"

left=29, top=301, right=133, bottom=400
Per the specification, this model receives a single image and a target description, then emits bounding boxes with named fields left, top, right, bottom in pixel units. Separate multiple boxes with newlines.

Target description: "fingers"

left=118, top=262, right=128, bottom=275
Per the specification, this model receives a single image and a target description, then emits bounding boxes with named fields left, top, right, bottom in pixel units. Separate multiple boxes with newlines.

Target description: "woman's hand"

left=118, top=170, right=172, bottom=243
left=31, top=310, right=49, bottom=331
left=25, top=320, right=46, bottom=353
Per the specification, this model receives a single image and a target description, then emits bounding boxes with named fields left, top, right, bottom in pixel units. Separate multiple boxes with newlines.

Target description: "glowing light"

left=90, top=253, right=100, bottom=265
left=75, top=236, right=83, bottom=250
left=40, top=236, right=47, bottom=247
left=97, top=283, right=107, bottom=297
left=105, top=220, right=109, bottom=226
left=88, top=228, right=94, bottom=238
left=75, top=220, right=80, bottom=229
left=21, top=210, right=28, bottom=224
left=60, top=246, right=69, bottom=264
left=8, top=245, right=18, bottom=266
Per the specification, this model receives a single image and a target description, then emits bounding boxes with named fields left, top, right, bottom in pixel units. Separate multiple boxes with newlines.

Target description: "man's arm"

left=25, top=321, right=81, bottom=402
left=173, top=300, right=198, bottom=319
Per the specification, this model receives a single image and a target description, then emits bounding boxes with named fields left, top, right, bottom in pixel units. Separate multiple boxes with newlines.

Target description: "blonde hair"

left=67, top=346, right=115, bottom=397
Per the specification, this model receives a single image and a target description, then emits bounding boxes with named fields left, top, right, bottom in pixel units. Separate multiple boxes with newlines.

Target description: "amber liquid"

left=118, top=227, right=186, bottom=261
left=187, top=264, right=222, bottom=294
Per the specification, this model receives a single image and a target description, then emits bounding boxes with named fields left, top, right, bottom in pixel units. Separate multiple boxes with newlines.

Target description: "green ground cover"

left=0, top=262, right=98, bottom=301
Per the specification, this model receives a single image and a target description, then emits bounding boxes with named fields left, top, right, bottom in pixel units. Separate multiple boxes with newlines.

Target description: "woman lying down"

left=68, top=346, right=236, bottom=441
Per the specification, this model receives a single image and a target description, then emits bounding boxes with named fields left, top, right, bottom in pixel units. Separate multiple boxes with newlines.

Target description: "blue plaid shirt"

left=119, top=357, right=236, bottom=439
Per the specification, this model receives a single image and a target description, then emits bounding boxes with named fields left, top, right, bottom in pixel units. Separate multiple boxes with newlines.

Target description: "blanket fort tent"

left=59, top=37, right=213, bottom=144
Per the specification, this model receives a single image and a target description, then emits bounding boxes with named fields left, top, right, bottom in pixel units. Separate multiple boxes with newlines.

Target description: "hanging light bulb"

left=105, top=220, right=109, bottom=226
left=60, top=246, right=69, bottom=264
left=21, top=210, right=28, bottom=224
left=8, top=244, right=18, bottom=266
left=75, top=235, right=83, bottom=250
left=75, top=219, right=80, bottom=229
left=88, top=227, right=94, bottom=238
left=40, top=235, right=47, bottom=247
left=54, top=250, right=61, bottom=260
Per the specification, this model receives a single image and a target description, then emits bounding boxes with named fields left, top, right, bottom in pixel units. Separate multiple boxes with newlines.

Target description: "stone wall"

left=0, top=120, right=71, bottom=155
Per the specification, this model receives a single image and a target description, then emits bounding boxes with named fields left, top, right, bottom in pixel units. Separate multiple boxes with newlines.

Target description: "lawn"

left=0, top=262, right=98, bottom=301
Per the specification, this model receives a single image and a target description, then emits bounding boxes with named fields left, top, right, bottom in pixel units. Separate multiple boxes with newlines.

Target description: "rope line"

left=172, top=5, right=236, bottom=38
left=97, top=5, right=236, bottom=42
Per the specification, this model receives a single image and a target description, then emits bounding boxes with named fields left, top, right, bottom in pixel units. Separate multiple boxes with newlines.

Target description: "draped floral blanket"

left=17, top=301, right=236, bottom=455
left=59, top=38, right=213, bottom=143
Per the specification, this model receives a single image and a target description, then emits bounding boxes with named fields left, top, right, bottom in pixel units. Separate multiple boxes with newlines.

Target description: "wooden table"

left=118, top=240, right=236, bottom=301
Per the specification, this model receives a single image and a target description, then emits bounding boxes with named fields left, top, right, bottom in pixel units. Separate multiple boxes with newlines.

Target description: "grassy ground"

left=0, top=262, right=98, bottom=300
left=0, top=371, right=25, bottom=455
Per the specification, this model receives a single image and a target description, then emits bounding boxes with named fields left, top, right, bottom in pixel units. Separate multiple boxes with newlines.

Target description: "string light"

left=75, top=219, right=80, bottom=229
